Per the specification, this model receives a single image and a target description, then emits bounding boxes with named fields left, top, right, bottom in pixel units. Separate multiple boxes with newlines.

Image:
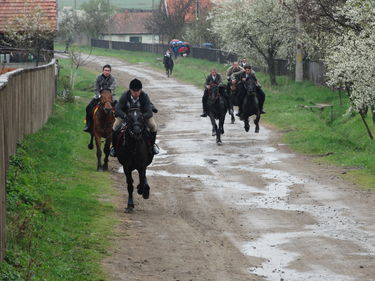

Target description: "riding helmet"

left=129, top=78, right=142, bottom=90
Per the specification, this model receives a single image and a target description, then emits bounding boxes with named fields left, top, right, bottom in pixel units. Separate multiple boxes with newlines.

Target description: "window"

left=129, top=36, right=142, bottom=43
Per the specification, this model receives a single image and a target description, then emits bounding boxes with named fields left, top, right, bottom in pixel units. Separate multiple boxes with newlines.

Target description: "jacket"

left=115, top=90, right=153, bottom=120
left=95, top=74, right=116, bottom=97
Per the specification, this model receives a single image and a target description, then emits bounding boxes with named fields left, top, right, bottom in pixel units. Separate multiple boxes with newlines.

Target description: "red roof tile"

left=110, top=11, right=152, bottom=34
left=0, top=0, right=57, bottom=32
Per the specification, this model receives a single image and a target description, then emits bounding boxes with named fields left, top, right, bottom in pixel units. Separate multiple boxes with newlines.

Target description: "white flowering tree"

left=2, top=4, right=55, bottom=66
left=211, top=0, right=296, bottom=85
left=57, top=8, right=82, bottom=52
left=325, top=0, right=375, bottom=139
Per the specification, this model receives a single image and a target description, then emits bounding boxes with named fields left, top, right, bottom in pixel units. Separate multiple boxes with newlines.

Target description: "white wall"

left=103, top=34, right=160, bottom=44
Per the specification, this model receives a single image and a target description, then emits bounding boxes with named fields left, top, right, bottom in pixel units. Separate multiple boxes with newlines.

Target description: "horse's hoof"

left=245, top=125, right=250, bottom=132
left=137, top=184, right=143, bottom=195
left=231, top=118, right=235, bottom=124
left=97, top=167, right=103, bottom=172
left=217, top=140, right=222, bottom=145
left=220, top=128, right=224, bottom=134
left=212, top=131, right=216, bottom=136
left=255, top=128, right=260, bottom=133
left=125, top=205, right=134, bottom=213
left=142, top=185, right=150, bottom=199
left=88, top=144, right=94, bottom=150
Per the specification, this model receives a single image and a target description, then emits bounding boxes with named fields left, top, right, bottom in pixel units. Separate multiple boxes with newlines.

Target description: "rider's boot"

left=150, top=132, right=159, bottom=155
left=83, top=117, right=91, bottom=132
left=200, top=92, right=208, bottom=117
left=110, top=129, right=118, bottom=157
left=150, top=132, right=159, bottom=154
left=84, top=98, right=98, bottom=132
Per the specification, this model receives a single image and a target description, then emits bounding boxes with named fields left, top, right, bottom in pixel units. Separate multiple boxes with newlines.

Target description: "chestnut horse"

left=88, top=89, right=115, bottom=171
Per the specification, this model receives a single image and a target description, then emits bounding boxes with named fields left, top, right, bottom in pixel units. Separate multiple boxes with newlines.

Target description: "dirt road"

left=81, top=55, right=374, bottom=281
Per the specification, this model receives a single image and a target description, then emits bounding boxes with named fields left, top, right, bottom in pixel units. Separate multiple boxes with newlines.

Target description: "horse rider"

left=200, top=69, right=233, bottom=117
left=84, top=64, right=116, bottom=132
left=110, top=78, right=159, bottom=157
left=163, top=48, right=174, bottom=76
left=226, top=62, right=244, bottom=80
left=231, top=64, right=266, bottom=117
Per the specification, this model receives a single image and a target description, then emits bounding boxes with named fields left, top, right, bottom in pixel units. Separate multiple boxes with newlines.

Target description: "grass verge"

left=1, top=59, right=117, bottom=280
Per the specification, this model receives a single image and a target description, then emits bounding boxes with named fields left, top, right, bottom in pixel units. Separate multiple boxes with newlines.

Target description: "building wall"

left=102, top=34, right=160, bottom=44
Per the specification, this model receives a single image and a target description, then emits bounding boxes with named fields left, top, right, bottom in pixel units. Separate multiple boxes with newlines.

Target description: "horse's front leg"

left=254, top=114, right=260, bottom=133
left=95, top=136, right=103, bottom=171
left=124, top=168, right=134, bottom=211
left=209, top=115, right=217, bottom=136
left=102, top=137, right=111, bottom=171
left=138, top=168, right=150, bottom=199
left=88, top=133, right=94, bottom=150
left=244, top=118, right=250, bottom=132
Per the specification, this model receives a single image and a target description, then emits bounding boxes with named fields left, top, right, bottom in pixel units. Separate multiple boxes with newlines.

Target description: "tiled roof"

left=164, top=0, right=212, bottom=21
left=0, top=0, right=57, bottom=32
left=109, top=11, right=153, bottom=34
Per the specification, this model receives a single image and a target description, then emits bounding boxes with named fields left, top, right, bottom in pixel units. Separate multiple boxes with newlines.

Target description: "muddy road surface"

left=79, top=55, right=374, bottom=281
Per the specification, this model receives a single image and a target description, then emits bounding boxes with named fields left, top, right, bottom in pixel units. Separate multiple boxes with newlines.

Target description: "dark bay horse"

left=207, top=84, right=228, bottom=145
left=227, top=79, right=241, bottom=124
left=114, top=107, right=154, bottom=211
left=240, top=80, right=261, bottom=133
left=163, top=54, right=174, bottom=77
left=88, top=89, right=115, bottom=171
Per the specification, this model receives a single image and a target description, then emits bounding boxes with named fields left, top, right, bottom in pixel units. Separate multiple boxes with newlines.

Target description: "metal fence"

left=92, top=39, right=238, bottom=64
left=91, top=39, right=325, bottom=85
left=0, top=60, right=56, bottom=261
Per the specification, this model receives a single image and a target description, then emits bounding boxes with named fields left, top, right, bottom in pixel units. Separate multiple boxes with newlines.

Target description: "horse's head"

left=126, top=107, right=146, bottom=140
left=99, top=89, right=113, bottom=113
left=230, top=80, right=238, bottom=91
left=208, top=83, right=220, bottom=101
left=244, top=80, right=257, bottom=94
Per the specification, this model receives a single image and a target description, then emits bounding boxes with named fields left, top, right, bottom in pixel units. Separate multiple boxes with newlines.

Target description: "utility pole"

left=295, top=10, right=303, bottom=82
left=107, top=0, right=112, bottom=49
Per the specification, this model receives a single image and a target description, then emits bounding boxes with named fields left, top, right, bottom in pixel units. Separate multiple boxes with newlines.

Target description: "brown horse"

left=88, top=89, right=115, bottom=171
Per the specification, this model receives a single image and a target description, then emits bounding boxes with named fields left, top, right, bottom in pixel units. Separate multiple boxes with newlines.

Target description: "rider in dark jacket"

left=84, top=64, right=116, bottom=132
left=200, top=69, right=233, bottom=117
left=111, top=78, right=159, bottom=156
left=232, top=64, right=265, bottom=116
left=163, top=49, right=174, bottom=76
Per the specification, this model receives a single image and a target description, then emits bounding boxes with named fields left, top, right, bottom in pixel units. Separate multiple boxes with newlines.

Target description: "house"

left=101, top=10, right=159, bottom=44
left=0, top=0, right=57, bottom=65
left=0, top=0, right=57, bottom=32
left=162, top=0, right=212, bottom=21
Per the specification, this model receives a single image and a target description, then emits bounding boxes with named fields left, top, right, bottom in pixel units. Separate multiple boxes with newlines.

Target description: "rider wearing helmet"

left=111, top=78, right=159, bottom=156
left=84, top=64, right=116, bottom=132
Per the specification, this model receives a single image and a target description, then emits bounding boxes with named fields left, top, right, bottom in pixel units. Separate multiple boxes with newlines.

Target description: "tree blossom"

left=210, top=0, right=296, bottom=85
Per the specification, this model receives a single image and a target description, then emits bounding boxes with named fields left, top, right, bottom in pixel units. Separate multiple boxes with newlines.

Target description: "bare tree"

left=146, top=0, right=195, bottom=42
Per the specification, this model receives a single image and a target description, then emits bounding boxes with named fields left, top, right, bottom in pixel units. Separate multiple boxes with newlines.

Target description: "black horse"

left=206, top=84, right=228, bottom=145
left=227, top=79, right=241, bottom=124
left=163, top=54, right=174, bottom=77
left=239, top=80, right=261, bottom=133
left=114, top=107, right=155, bottom=211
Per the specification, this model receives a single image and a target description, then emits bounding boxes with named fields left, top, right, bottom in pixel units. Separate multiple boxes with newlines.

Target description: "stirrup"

left=200, top=112, right=208, bottom=117
left=83, top=126, right=90, bottom=133
left=152, top=144, right=160, bottom=155
left=110, top=147, right=116, bottom=157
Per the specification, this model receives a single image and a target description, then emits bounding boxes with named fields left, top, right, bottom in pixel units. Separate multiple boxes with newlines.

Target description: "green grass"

left=1, top=61, right=117, bottom=280
left=56, top=43, right=375, bottom=189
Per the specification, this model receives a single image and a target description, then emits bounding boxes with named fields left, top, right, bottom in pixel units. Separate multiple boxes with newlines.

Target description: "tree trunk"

left=359, top=112, right=374, bottom=140
left=268, top=59, right=277, bottom=85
